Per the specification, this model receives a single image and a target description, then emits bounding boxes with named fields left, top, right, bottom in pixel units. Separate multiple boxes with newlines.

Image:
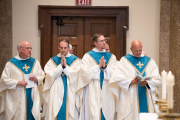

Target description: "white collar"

left=92, top=47, right=106, bottom=52
left=57, top=52, right=72, bottom=57
left=130, top=52, right=144, bottom=57
left=15, top=55, right=29, bottom=60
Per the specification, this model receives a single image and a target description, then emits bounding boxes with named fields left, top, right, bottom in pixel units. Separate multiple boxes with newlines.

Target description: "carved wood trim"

left=38, top=6, right=129, bottom=67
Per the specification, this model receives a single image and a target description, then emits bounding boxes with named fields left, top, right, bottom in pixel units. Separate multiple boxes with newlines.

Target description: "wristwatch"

left=102, top=65, right=107, bottom=69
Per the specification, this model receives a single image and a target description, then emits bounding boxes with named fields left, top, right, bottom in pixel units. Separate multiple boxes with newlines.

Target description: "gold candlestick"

left=155, top=100, right=180, bottom=120
left=158, top=113, right=180, bottom=120
left=155, top=100, right=167, bottom=113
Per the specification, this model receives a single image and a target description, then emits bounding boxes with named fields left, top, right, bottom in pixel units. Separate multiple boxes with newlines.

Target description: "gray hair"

left=69, top=44, right=72, bottom=50
left=17, top=41, right=29, bottom=51
left=17, top=42, right=23, bottom=50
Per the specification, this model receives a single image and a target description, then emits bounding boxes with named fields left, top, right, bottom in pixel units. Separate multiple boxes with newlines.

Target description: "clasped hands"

left=17, top=75, right=38, bottom=86
left=131, top=78, right=147, bottom=87
left=61, top=55, right=67, bottom=67
left=99, top=56, right=106, bottom=68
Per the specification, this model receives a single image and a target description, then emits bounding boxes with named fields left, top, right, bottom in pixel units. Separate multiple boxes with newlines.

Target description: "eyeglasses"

left=99, top=39, right=107, bottom=43
left=21, top=47, right=32, bottom=50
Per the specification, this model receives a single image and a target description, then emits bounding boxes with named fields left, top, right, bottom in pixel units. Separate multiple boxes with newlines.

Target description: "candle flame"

left=168, top=71, right=172, bottom=75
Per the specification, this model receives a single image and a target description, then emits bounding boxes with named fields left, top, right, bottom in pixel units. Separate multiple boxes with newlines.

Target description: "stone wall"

left=0, top=0, right=12, bottom=75
left=159, top=0, right=180, bottom=112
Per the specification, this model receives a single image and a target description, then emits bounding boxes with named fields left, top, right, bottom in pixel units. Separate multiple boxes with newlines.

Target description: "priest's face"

left=58, top=41, right=69, bottom=56
left=18, top=41, right=32, bottom=59
left=94, top=35, right=106, bottom=51
left=105, top=44, right=110, bottom=52
left=131, top=46, right=142, bottom=58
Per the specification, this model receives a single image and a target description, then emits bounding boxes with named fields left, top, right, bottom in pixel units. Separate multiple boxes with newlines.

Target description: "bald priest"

left=109, top=40, right=161, bottom=120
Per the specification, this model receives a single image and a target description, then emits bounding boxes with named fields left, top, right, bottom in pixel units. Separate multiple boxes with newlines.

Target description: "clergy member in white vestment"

left=43, top=39, right=81, bottom=120
left=77, top=33, right=117, bottom=120
left=0, top=41, right=45, bottom=120
left=104, top=43, right=110, bottom=53
left=69, top=44, right=74, bottom=54
left=109, top=40, right=161, bottom=120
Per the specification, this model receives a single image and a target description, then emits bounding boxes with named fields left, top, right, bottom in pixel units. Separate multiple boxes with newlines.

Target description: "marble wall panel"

left=169, top=0, right=180, bottom=113
left=0, top=0, right=12, bottom=75
left=160, top=0, right=180, bottom=113
left=159, top=0, right=171, bottom=72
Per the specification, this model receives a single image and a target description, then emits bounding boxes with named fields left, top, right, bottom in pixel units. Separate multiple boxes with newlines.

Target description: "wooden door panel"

left=52, top=17, right=84, bottom=58
left=84, top=17, right=116, bottom=55
left=39, top=6, right=128, bottom=68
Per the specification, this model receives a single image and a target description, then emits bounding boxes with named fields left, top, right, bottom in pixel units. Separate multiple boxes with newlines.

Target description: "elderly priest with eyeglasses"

left=0, top=41, right=45, bottom=120
left=109, top=40, right=161, bottom=120
left=77, top=33, right=118, bottom=120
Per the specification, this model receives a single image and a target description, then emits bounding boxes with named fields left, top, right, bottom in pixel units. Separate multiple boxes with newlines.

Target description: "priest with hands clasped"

left=42, top=39, right=81, bottom=120
left=109, top=40, right=162, bottom=120
left=77, top=33, right=117, bottom=120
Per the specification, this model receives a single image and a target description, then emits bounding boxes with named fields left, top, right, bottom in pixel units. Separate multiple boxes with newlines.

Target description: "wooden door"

left=52, top=17, right=116, bottom=57
left=39, top=6, right=129, bottom=68
left=84, top=17, right=116, bottom=55
left=52, top=17, right=84, bottom=58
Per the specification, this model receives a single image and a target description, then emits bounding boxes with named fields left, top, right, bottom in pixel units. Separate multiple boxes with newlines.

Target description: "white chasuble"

left=0, top=55, right=45, bottom=120
left=77, top=48, right=118, bottom=120
left=109, top=53, right=161, bottom=120
left=43, top=53, right=81, bottom=120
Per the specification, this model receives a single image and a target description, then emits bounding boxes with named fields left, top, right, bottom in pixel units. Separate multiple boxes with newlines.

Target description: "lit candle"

left=167, top=71, right=175, bottom=109
left=161, top=70, right=167, bottom=100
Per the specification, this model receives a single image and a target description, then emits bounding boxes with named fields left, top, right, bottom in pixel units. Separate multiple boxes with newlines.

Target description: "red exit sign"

left=76, top=0, right=91, bottom=5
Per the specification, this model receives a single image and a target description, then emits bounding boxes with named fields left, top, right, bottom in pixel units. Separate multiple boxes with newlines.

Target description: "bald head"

left=131, top=40, right=142, bottom=48
left=130, top=40, right=143, bottom=57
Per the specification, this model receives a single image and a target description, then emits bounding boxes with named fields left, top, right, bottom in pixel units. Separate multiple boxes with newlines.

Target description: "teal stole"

left=87, top=50, right=112, bottom=120
left=9, top=57, right=36, bottom=120
left=124, top=54, right=151, bottom=113
left=51, top=55, right=79, bottom=120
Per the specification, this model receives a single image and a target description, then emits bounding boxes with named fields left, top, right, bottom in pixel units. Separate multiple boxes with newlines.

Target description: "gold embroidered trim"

left=146, top=87, right=149, bottom=112
left=123, top=57, right=152, bottom=76
left=66, top=84, right=68, bottom=120
left=50, top=58, right=58, bottom=67
left=136, top=85, right=140, bottom=113
left=69, top=58, right=79, bottom=67
left=31, top=60, right=36, bottom=73
left=8, top=62, right=25, bottom=77
left=23, top=64, right=30, bottom=71
left=107, top=55, right=113, bottom=65
left=24, top=87, right=27, bottom=120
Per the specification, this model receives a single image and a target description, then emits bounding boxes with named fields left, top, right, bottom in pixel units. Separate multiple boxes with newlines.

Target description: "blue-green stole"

left=124, top=54, right=151, bottom=113
left=51, top=55, right=79, bottom=120
left=8, top=57, right=36, bottom=120
left=87, top=50, right=112, bottom=120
